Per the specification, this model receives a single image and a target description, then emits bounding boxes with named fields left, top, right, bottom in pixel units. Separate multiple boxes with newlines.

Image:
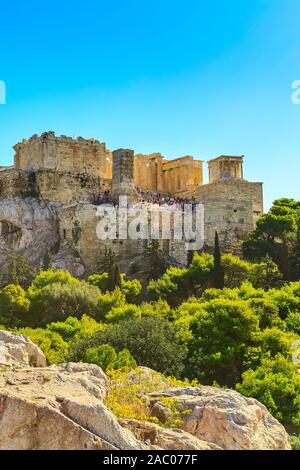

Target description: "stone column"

left=111, top=148, right=137, bottom=202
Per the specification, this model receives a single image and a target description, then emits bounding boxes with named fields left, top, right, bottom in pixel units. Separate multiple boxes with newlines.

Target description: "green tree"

left=236, top=355, right=300, bottom=426
left=29, top=269, right=79, bottom=292
left=147, top=252, right=214, bottom=306
left=18, top=327, right=69, bottom=364
left=98, top=247, right=116, bottom=274
left=187, top=252, right=214, bottom=290
left=0, top=284, right=30, bottom=327
left=147, top=270, right=182, bottom=305
left=222, top=254, right=251, bottom=288
left=243, top=198, right=300, bottom=280
left=186, top=299, right=260, bottom=386
left=212, top=232, right=224, bottom=289
left=105, top=304, right=141, bottom=323
left=43, top=250, right=52, bottom=270
left=121, top=278, right=142, bottom=303
left=290, top=217, right=300, bottom=281
left=109, top=263, right=122, bottom=291
left=146, top=240, right=167, bottom=280
left=47, top=316, right=82, bottom=342
left=84, top=344, right=136, bottom=372
left=286, top=311, right=300, bottom=335
left=2, top=252, right=35, bottom=288
left=249, top=328, right=299, bottom=368
left=247, top=298, right=283, bottom=329
left=70, top=317, right=187, bottom=377
left=28, top=281, right=101, bottom=326
left=95, top=288, right=125, bottom=321
left=85, top=344, right=117, bottom=370
left=250, top=255, right=282, bottom=288
left=48, top=314, right=104, bottom=342
left=88, top=273, right=109, bottom=292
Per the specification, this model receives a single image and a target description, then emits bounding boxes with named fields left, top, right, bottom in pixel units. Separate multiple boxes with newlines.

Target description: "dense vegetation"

left=1, top=199, right=300, bottom=439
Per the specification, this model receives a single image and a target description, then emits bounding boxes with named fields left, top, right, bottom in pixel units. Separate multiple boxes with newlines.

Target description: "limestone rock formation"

left=147, top=386, right=291, bottom=450
left=0, top=363, right=144, bottom=450
left=0, top=334, right=291, bottom=451
left=0, top=330, right=46, bottom=367
left=120, top=419, right=222, bottom=450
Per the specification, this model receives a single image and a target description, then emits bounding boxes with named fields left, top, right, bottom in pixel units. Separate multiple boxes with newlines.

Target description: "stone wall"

left=195, top=180, right=264, bottom=251
left=36, top=170, right=111, bottom=204
left=0, top=169, right=36, bottom=198
left=0, top=168, right=112, bottom=204
left=14, top=131, right=112, bottom=179
left=57, top=204, right=148, bottom=274
left=57, top=203, right=192, bottom=274
left=202, top=199, right=255, bottom=251
left=0, top=132, right=265, bottom=266
left=112, top=149, right=136, bottom=201
left=196, top=180, right=263, bottom=216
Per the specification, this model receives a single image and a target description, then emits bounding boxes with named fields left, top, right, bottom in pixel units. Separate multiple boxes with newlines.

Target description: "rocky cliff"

left=0, top=197, right=86, bottom=281
left=0, top=332, right=291, bottom=450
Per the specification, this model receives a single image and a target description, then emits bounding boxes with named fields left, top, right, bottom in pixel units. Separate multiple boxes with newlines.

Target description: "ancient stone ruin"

left=0, top=131, right=263, bottom=277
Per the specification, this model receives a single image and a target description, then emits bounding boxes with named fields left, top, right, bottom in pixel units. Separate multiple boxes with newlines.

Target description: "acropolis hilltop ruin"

left=0, top=131, right=263, bottom=276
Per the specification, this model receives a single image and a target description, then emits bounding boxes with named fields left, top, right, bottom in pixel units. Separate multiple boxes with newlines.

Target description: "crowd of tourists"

left=93, top=188, right=196, bottom=210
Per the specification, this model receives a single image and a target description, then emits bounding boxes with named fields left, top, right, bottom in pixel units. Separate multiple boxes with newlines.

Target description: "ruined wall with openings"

left=57, top=203, right=191, bottom=274
left=134, top=154, right=203, bottom=196
left=208, top=156, right=244, bottom=182
left=0, top=134, right=265, bottom=270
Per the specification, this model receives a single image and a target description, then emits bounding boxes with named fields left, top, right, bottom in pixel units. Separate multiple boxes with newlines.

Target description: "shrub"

left=0, top=284, right=30, bottom=326
left=28, top=270, right=79, bottom=292
left=247, top=298, right=284, bottom=329
left=1, top=253, right=35, bottom=288
left=290, top=434, right=300, bottom=450
left=265, top=289, right=300, bottom=319
left=236, top=355, right=300, bottom=426
left=95, top=288, right=125, bottom=321
left=18, top=327, right=68, bottom=364
left=28, top=282, right=101, bottom=326
left=122, top=278, right=142, bottom=303
left=105, top=304, right=141, bottom=323
left=147, top=276, right=178, bottom=303
left=47, top=315, right=105, bottom=342
left=70, top=317, right=187, bottom=377
left=84, top=344, right=136, bottom=372
left=286, top=312, right=300, bottom=335
left=186, top=298, right=260, bottom=386
left=106, top=368, right=197, bottom=425
left=88, top=273, right=109, bottom=292
left=222, top=254, right=251, bottom=288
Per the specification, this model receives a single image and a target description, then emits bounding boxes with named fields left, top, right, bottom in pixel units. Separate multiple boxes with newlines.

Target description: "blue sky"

left=0, top=0, right=299, bottom=209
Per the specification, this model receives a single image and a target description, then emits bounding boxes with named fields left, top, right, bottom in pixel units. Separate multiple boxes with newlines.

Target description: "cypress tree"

left=98, top=247, right=116, bottom=274
left=213, top=231, right=224, bottom=289
left=187, top=250, right=195, bottom=267
left=111, top=262, right=122, bottom=290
